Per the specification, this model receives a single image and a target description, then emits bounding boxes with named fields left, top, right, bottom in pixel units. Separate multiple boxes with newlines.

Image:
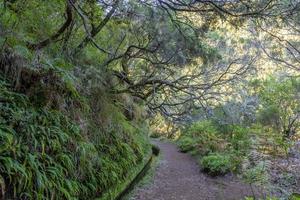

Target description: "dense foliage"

left=177, top=77, right=300, bottom=197
left=0, top=0, right=300, bottom=199
left=178, top=121, right=251, bottom=175
left=0, top=69, right=150, bottom=199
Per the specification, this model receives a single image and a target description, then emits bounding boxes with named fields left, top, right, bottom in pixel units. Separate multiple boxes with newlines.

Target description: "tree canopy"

left=2, top=1, right=299, bottom=121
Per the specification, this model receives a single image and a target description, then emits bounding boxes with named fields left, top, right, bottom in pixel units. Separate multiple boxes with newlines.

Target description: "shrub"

left=242, top=162, right=269, bottom=186
left=178, top=136, right=195, bottom=152
left=178, top=120, right=226, bottom=155
left=290, top=193, right=300, bottom=200
left=228, top=125, right=251, bottom=155
left=186, top=120, right=218, bottom=137
left=179, top=121, right=251, bottom=175
left=200, top=153, right=231, bottom=176
left=150, top=132, right=161, bottom=139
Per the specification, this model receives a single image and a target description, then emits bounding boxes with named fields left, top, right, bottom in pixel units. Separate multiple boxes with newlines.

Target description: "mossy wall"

left=0, top=50, right=151, bottom=200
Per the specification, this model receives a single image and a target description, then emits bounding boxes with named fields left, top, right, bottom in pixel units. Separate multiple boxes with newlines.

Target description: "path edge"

left=115, top=145, right=160, bottom=200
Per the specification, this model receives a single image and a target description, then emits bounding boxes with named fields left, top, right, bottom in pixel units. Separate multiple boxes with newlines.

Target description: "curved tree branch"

left=27, top=0, right=73, bottom=50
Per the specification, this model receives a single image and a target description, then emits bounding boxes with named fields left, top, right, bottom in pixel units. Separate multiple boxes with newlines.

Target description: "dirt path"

left=130, top=140, right=261, bottom=200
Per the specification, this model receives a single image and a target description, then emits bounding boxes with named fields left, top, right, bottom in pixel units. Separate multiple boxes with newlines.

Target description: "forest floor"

left=130, top=140, right=261, bottom=200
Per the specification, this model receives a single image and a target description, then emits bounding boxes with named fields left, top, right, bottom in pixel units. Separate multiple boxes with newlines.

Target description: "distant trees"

left=256, top=77, right=300, bottom=138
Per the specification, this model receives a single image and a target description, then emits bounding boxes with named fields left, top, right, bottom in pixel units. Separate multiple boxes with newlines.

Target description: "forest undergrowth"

left=0, top=49, right=151, bottom=199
